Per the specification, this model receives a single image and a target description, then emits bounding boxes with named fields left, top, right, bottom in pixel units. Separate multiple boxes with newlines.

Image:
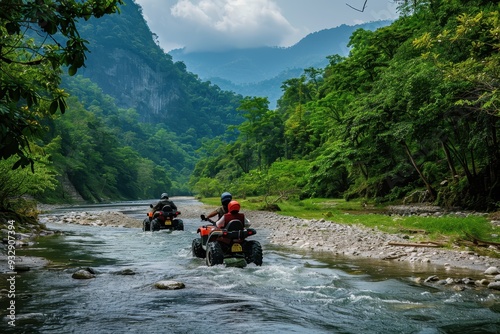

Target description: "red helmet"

left=228, top=200, right=240, bottom=213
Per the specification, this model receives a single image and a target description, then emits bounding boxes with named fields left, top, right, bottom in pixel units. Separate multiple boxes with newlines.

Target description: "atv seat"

left=162, top=205, right=173, bottom=212
left=225, top=219, right=244, bottom=231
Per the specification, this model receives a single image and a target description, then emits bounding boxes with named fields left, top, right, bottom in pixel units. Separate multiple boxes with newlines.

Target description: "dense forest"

left=0, top=0, right=243, bottom=214
left=1, top=0, right=499, bottom=218
left=190, top=0, right=500, bottom=211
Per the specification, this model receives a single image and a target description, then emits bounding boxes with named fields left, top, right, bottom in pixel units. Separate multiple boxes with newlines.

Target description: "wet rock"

left=461, top=277, right=475, bottom=285
left=14, top=264, right=30, bottom=272
left=424, top=275, right=439, bottom=283
left=118, top=268, right=136, bottom=275
left=224, top=258, right=247, bottom=268
left=154, top=280, right=185, bottom=290
left=475, top=279, right=489, bottom=286
left=445, top=278, right=455, bottom=285
left=484, top=266, right=499, bottom=275
left=72, top=268, right=96, bottom=279
left=13, top=312, right=46, bottom=324
left=494, top=274, right=500, bottom=282
left=487, top=282, right=500, bottom=290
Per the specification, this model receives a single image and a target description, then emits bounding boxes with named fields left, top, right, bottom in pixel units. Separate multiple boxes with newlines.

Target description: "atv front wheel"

left=245, top=240, right=263, bottom=266
left=192, top=238, right=206, bottom=258
left=206, top=242, right=224, bottom=266
left=151, top=219, right=160, bottom=232
left=175, top=221, right=184, bottom=231
left=142, top=219, right=151, bottom=231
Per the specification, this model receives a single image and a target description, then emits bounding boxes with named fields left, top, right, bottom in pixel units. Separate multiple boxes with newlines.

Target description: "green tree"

left=0, top=0, right=123, bottom=169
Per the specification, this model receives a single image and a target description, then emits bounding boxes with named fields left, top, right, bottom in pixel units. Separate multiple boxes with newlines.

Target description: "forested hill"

left=169, top=21, right=391, bottom=107
left=189, top=1, right=500, bottom=211
left=76, top=1, right=243, bottom=141
left=19, top=0, right=246, bottom=203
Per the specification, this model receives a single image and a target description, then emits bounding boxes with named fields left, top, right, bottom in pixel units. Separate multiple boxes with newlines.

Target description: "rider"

left=215, top=200, right=250, bottom=228
left=152, top=193, right=177, bottom=213
left=205, top=192, right=232, bottom=220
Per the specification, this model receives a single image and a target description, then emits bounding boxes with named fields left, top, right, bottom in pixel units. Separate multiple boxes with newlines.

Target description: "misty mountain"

left=169, top=20, right=392, bottom=107
left=75, top=1, right=243, bottom=142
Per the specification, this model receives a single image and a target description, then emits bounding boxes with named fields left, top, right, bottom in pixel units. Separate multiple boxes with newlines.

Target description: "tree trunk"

left=402, top=140, right=436, bottom=200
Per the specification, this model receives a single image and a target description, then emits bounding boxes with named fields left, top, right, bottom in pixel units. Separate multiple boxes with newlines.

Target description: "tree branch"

left=346, top=0, right=368, bottom=12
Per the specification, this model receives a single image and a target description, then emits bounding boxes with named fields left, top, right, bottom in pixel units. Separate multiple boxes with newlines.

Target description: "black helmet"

left=220, top=192, right=232, bottom=205
left=161, top=193, right=169, bottom=199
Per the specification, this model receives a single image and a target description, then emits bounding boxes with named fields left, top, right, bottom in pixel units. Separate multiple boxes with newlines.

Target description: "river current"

left=1, top=198, right=499, bottom=333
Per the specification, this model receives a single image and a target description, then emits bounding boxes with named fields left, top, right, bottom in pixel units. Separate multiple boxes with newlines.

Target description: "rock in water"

left=224, top=258, right=247, bottom=268
left=154, top=280, right=185, bottom=290
left=72, top=269, right=96, bottom=279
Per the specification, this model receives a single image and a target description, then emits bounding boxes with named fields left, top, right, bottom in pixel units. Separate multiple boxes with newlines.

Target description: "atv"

left=192, top=215, right=263, bottom=267
left=143, top=205, right=183, bottom=231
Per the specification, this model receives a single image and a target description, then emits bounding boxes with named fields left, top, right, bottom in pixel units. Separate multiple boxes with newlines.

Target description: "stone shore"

left=2, top=202, right=499, bottom=291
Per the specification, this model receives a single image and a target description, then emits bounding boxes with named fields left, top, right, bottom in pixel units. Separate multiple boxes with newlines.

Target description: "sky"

left=133, top=0, right=399, bottom=52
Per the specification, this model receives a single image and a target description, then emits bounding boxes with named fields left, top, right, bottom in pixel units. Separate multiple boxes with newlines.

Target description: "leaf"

left=49, top=100, right=58, bottom=114
left=68, top=65, right=77, bottom=76
left=58, top=99, right=67, bottom=114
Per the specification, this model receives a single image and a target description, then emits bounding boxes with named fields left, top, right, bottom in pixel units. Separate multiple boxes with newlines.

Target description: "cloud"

left=168, top=0, right=300, bottom=52
left=135, top=0, right=399, bottom=53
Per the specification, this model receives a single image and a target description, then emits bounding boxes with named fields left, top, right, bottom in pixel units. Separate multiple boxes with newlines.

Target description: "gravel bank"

left=22, top=202, right=500, bottom=290
left=36, top=202, right=500, bottom=273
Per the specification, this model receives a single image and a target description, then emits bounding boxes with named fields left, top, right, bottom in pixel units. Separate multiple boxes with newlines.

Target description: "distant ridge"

left=169, top=20, right=392, bottom=107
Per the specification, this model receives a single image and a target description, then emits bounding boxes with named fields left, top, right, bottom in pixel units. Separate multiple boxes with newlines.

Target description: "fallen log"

left=388, top=242, right=441, bottom=248
left=398, top=225, right=428, bottom=234
left=465, top=233, right=500, bottom=247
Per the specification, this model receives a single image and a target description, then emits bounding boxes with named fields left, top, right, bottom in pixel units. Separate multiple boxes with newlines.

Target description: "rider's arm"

left=207, top=206, right=223, bottom=219
left=206, top=209, right=218, bottom=219
left=215, top=216, right=225, bottom=228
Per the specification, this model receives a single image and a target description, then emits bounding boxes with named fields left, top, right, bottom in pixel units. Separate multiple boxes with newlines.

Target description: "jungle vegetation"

left=1, top=0, right=499, bottom=219
left=190, top=0, right=500, bottom=211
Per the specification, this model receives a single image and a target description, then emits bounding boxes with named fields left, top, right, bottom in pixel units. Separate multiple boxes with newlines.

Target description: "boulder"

left=72, top=269, right=96, bottom=279
left=487, top=282, right=500, bottom=290
left=154, top=280, right=185, bottom=290
left=484, top=266, right=499, bottom=275
left=118, top=268, right=136, bottom=275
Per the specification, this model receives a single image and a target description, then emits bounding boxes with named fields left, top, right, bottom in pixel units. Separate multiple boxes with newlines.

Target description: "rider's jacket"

left=221, top=212, right=245, bottom=228
left=153, top=199, right=177, bottom=212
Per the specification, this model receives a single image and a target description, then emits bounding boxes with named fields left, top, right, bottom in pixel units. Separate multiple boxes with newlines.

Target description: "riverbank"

left=37, top=202, right=500, bottom=272
left=2, top=200, right=500, bottom=290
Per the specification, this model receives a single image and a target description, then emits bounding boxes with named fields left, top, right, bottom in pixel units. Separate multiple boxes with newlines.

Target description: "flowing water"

left=1, top=198, right=499, bottom=333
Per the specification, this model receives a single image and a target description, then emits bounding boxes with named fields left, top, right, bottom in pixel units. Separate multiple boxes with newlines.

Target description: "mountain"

left=169, top=20, right=392, bottom=107
left=76, top=1, right=243, bottom=142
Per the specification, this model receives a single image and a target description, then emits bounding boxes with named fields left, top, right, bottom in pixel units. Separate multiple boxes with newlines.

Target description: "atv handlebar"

left=200, top=214, right=216, bottom=225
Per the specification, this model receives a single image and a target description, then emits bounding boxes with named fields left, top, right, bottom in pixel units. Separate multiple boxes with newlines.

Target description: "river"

left=2, top=198, right=499, bottom=333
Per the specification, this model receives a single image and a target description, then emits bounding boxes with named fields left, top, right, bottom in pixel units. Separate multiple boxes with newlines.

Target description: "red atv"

left=192, top=215, right=263, bottom=266
left=143, top=205, right=183, bottom=231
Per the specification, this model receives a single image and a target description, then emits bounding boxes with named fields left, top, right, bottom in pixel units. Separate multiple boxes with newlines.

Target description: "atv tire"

left=151, top=219, right=160, bottom=232
left=192, top=238, right=206, bottom=258
left=143, top=219, right=151, bottom=231
left=175, top=221, right=184, bottom=231
left=245, top=240, right=263, bottom=266
left=206, top=242, right=224, bottom=266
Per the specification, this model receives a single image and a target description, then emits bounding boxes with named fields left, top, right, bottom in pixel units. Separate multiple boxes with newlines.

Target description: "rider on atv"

left=204, top=192, right=232, bottom=221
left=214, top=200, right=251, bottom=228
left=193, top=199, right=262, bottom=266
left=152, top=193, right=177, bottom=212
left=143, top=193, right=182, bottom=231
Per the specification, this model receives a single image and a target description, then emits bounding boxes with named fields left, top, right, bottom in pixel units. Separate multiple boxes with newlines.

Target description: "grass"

left=198, top=196, right=500, bottom=257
